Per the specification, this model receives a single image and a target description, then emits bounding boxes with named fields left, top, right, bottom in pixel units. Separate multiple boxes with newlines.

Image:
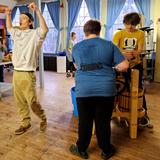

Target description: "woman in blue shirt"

left=69, top=20, right=129, bottom=159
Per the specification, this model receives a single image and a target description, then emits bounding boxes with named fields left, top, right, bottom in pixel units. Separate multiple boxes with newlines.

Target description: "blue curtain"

left=134, top=0, right=152, bottom=26
left=106, top=0, right=126, bottom=40
left=47, top=1, right=60, bottom=52
left=67, top=0, right=83, bottom=47
left=85, top=0, right=100, bottom=19
left=34, top=3, right=46, bottom=28
left=11, top=6, right=17, bottom=20
left=41, top=3, right=45, bottom=13
left=19, top=5, right=29, bottom=13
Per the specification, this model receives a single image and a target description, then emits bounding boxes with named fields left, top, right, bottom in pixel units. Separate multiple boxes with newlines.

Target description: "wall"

left=100, top=0, right=107, bottom=38
left=59, top=0, right=68, bottom=50
left=0, top=13, right=5, bottom=19
left=151, top=0, right=159, bottom=41
left=152, top=0, right=160, bottom=82
left=0, top=0, right=15, bottom=18
left=0, top=0, right=16, bottom=8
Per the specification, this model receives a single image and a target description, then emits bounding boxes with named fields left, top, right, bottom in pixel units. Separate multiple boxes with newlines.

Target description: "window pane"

left=72, top=0, right=91, bottom=43
left=42, top=5, right=58, bottom=53
left=12, top=8, right=20, bottom=26
left=109, top=0, right=138, bottom=39
left=43, top=28, right=58, bottom=53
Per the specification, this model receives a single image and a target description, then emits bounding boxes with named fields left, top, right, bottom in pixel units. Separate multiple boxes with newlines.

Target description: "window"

left=72, top=0, right=91, bottom=43
left=109, top=0, right=138, bottom=39
left=42, top=5, right=58, bottom=53
left=12, top=8, right=20, bottom=26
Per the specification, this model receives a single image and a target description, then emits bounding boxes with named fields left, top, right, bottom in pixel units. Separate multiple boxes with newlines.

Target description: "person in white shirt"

left=5, top=2, right=48, bottom=135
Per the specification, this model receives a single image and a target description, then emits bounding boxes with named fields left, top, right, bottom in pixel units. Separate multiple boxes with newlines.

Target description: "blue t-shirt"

left=72, top=37, right=125, bottom=97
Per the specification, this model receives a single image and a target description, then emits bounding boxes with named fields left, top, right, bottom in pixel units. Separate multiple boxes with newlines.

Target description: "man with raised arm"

left=5, top=2, right=48, bottom=135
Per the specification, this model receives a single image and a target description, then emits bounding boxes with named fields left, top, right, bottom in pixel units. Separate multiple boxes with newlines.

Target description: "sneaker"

left=138, top=115, right=149, bottom=127
left=72, top=72, right=75, bottom=77
left=14, top=124, right=31, bottom=135
left=145, top=115, right=154, bottom=128
left=147, top=123, right=154, bottom=129
left=69, top=144, right=88, bottom=159
left=40, top=118, right=47, bottom=132
left=101, top=144, right=116, bottom=160
left=66, top=72, right=71, bottom=78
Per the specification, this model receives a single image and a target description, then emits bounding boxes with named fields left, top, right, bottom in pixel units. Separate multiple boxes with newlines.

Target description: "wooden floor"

left=0, top=70, right=160, bottom=160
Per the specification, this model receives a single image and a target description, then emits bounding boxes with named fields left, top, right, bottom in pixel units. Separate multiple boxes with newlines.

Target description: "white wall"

left=0, top=0, right=16, bottom=19
left=60, top=0, right=68, bottom=50
left=0, top=13, right=5, bottom=19
left=100, top=0, right=107, bottom=38
left=0, top=0, right=16, bottom=8
left=151, top=0, right=159, bottom=41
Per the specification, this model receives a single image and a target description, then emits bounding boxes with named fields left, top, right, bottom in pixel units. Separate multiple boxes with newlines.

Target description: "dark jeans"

left=0, top=66, right=4, bottom=82
left=76, top=96, right=115, bottom=153
left=66, top=59, right=75, bottom=73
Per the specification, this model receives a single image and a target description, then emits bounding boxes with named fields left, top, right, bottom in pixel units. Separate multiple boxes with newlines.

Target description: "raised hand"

left=5, top=7, right=12, bottom=15
left=28, top=2, right=48, bottom=33
left=28, top=2, right=38, bottom=12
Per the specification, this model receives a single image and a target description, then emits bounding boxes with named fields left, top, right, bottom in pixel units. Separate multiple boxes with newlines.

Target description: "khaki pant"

left=13, top=71, right=46, bottom=127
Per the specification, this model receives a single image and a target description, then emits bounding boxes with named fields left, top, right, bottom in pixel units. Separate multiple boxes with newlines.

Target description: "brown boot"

left=40, top=118, right=47, bottom=132
left=14, top=124, right=31, bottom=135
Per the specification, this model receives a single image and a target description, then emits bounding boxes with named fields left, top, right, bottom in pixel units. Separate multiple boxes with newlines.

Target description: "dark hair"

left=21, top=12, right=34, bottom=29
left=123, top=12, right=141, bottom=26
left=71, top=32, right=76, bottom=37
left=83, top=19, right=101, bottom=36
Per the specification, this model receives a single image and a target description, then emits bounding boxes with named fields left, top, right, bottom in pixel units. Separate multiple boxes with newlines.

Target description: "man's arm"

left=28, top=2, right=48, bottom=33
left=132, top=32, right=145, bottom=58
left=5, top=7, right=12, bottom=29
